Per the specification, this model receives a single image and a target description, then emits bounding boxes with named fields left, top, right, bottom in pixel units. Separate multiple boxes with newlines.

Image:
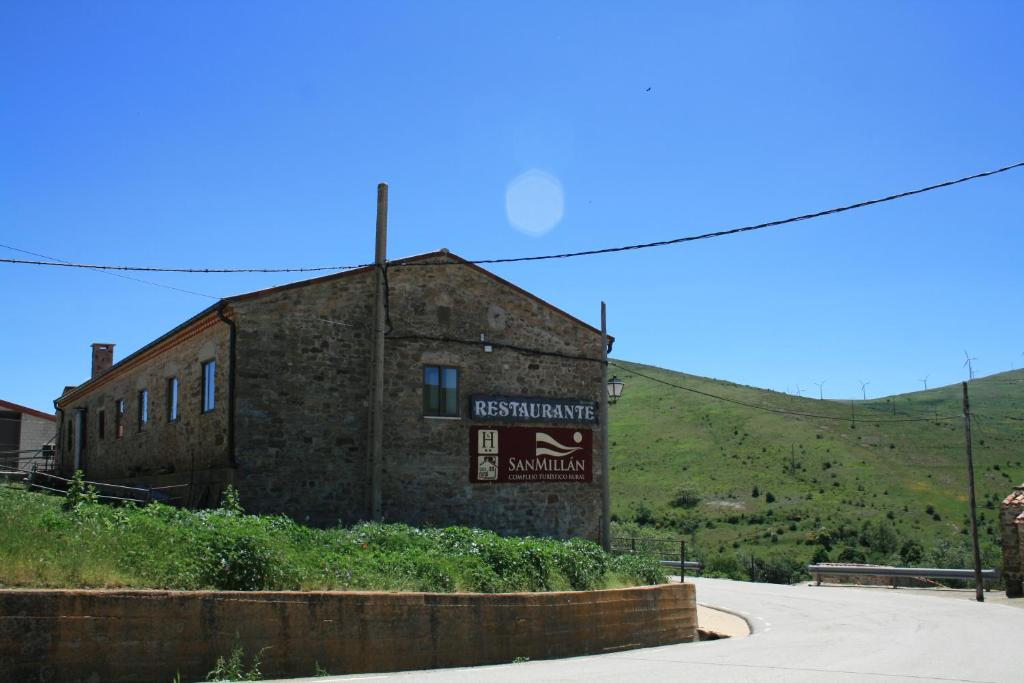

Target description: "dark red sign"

left=469, top=426, right=592, bottom=483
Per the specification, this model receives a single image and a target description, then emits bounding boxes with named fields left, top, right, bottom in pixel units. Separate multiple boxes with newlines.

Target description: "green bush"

left=554, top=538, right=608, bottom=590
left=668, top=489, right=701, bottom=509
left=63, top=470, right=99, bottom=511
left=742, top=554, right=806, bottom=584
left=608, top=553, right=667, bottom=584
left=702, top=553, right=747, bottom=580
left=0, top=487, right=662, bottom=593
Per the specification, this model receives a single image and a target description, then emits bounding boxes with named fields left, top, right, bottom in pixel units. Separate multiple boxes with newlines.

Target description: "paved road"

left=275, top=578, right=1022, bottom=683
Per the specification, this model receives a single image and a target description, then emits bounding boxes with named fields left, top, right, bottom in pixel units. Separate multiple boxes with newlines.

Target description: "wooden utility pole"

left=961, top=381, right=984, bottom=602
left=369, top=183, right=388, bottom=522
left=600, top=302, right=611, bottom=551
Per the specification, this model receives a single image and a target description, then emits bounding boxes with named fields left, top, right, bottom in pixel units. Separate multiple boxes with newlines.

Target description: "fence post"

left=680, top=540, right=685, bottom=582
left=631, top=538, right=636, bottom=554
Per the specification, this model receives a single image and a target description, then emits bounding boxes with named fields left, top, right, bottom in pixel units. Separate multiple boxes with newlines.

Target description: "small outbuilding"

left=54, top=250, right=610, bottom=541
left=1001, top=484, right=1024, bottom=597
left=0, top=399, right=56, bottom=473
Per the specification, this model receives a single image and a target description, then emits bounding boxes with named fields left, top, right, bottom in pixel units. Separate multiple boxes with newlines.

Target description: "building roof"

left=0, top=399, right=56, bottom=421
left=56, top=250, right=608, bottom=408
left=1004, top=485, right=1024, bottom=508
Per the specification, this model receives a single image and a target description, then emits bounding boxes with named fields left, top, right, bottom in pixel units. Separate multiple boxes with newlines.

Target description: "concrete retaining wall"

left=0, top=583, right=696, bottom=682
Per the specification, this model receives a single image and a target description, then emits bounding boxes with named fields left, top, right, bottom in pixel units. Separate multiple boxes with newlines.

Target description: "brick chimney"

left=91, top=343, right=115, bottom=379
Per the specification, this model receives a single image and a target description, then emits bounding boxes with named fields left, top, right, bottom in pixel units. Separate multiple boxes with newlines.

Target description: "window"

left=423, top=366, right=459, bottom=417
left=202, top=360, right=216, bottom=413
left=167, top=377, right=179, bottom=422
left=98, top=410, right=105, bottom=440
left=138, top=389, right=148, bottom=430
left=115, top=399, right=125, bottom=438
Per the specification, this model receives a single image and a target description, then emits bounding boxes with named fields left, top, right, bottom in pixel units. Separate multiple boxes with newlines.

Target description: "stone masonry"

left=1000, top=483, right=1024, bottom=597
left=56, top=312, right=233, bottom=506
left=55, top=251, right=607, bottom=540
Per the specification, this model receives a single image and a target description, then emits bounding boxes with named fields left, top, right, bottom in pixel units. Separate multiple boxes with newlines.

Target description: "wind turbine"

left=814, top=380, right=826, bottom=400
left=794, top=384, right=805, bottom=397
left=963, top=350, right=977, bottom=380
left=858, top=380, right=870, bottom=401
left=919, top=375, right=929, bottom=390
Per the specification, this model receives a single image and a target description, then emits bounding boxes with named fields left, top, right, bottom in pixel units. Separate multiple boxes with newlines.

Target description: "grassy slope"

left=0, top=485, right=665, bottom=592
left=609, top=361, right=1023, bottom=568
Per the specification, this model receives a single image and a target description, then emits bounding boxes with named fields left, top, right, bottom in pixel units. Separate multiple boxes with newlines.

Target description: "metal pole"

left=599, top=302, right=611, bottom=551
left=961, top=382, right=984, bottom=602
left=370, top=183, right=388, bottom=522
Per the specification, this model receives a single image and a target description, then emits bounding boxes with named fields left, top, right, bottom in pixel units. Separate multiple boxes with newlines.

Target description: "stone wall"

left=380, top=257, right=605, bottom=539
left=52, top=252, right=607, bottom=539
left=0, top=583, right=695, bottom=682
left=229, top=254, right=606, bottom=538
left=1000, top=484, right=1024, bottom=597
left=230, top=271, right=377, bottom=526
left=54, top=313, right=233, bottom=506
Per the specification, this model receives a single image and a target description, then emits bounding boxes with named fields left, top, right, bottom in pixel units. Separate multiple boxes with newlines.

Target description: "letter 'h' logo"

left=478, top=429, right=498, bottom=454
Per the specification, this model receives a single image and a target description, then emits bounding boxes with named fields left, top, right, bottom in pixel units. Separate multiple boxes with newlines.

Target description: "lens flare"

left=505, top=170, right=564, bottom=236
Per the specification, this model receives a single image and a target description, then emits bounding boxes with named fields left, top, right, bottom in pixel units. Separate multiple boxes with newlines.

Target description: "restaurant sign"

left=470, top=394, right=598, bottom=424
left=469, top=426, right=593, bottom=483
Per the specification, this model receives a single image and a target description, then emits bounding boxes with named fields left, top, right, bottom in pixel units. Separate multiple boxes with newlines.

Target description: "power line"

left=388, top=333, right=604, bottom=364
left=0, top=242, right=218, bottom=299
left=1, top=160, right=1021, bottom=273
left=610, top=361, right=961, bottom=423
left=454, top=161, right=1024, bottom=265
left=0, top=251, right=358, bottom=275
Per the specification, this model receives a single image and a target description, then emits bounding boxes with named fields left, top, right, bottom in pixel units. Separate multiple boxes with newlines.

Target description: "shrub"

left=63, top=470, right=99, bottom=511
left=632, top=503, right=657, bottom=526
left=836, top=546, right=866, bottom=563
left=741, top=554, right=806, bottom=584
left=899, top=540, right=924, bottom=565
left=554, top=538, right=608, bottom=590
left=608, top=553, right=666, bottom=584
left=220, top=485, right=244, bottom=515
left=668, top=489, right=700, bottom=509
left=703, top=553, right=746, bottom=580
left=0, top=487, right=664, bottom=593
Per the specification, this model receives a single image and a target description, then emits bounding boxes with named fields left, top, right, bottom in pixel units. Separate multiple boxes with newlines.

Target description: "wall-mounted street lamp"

left=607, top=376, right=625, bottom=404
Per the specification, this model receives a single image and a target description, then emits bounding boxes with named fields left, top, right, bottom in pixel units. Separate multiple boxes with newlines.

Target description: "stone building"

left=1000, top=484, right=1024, bottom=597
left=54, top=250, right=608, bottom=540
left=0, top=400, right=56, bottom=472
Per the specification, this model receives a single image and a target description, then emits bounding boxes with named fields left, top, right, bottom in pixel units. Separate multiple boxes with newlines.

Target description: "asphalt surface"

left=273, top=577, right=1022, bottom=683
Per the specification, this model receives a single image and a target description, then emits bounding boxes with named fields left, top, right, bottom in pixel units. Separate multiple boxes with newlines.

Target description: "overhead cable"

left=610, top=361, right=962, bottom=423
left=0, top=242, right=218, bottom=299
left=1, top=161, right=1021, bottom=274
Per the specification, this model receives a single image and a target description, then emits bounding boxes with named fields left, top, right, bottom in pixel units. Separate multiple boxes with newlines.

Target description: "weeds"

left=206, top=643, right=267, bottom=681
left=0, top=486, right=665, bottom=592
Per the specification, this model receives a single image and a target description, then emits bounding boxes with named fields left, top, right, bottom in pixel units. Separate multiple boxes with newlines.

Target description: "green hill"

left=608, top=360, right=1024, bottom=578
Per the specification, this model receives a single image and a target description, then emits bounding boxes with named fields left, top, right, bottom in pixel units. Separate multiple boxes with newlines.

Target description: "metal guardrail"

left=1, top=465, right=189, bottom=505
left=659, top=560, right=703, bottom=573
left=808, top=563, right=1000, bottom=586
left=611, top=538, right=703, bottom=579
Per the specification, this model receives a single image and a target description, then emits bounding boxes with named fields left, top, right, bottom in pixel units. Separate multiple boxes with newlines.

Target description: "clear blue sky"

left=2, top=1, right=1022, bottom=413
